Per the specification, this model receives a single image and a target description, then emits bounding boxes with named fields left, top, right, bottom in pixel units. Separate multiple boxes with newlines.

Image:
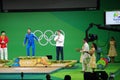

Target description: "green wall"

left=0, top=0, right=120, bottom=61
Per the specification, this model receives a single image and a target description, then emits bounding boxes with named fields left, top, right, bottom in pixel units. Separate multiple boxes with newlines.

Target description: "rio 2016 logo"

left=113, top=11, right=120, bottom=22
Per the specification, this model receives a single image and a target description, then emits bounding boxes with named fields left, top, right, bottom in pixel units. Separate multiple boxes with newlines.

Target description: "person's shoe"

left=60, top=60, right=64, bottom=63
left=56, top=60, right=60, bottom=63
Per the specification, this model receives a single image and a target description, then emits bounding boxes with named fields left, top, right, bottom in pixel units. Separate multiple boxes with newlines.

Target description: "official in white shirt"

left=80, top=38, right=90, bottom=72
left=54, top=30, right=65, bottom=61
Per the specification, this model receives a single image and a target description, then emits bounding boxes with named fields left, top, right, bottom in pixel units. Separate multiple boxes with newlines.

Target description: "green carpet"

left=51, top=63, right=120, bottom=80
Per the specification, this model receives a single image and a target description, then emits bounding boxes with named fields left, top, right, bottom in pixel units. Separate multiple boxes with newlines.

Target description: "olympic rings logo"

left=33, top=30, right=65, bottom=46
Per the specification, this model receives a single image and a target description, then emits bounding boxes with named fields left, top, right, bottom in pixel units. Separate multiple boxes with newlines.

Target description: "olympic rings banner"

left=34, top=30, right=65, bottom=46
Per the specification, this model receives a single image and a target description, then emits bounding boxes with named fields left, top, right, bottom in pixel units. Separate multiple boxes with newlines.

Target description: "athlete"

left=24, top=28, right=38, bottom=56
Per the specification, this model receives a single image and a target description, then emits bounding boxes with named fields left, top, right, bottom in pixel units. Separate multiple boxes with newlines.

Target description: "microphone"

left=21, top=72, right=24, bottom=80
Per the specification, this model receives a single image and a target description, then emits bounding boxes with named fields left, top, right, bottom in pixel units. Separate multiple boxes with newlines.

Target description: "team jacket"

left=0, top=36, right=9, bottom=48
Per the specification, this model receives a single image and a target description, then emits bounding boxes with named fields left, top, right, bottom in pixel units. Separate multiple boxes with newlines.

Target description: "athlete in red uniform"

left=0, top=31, right=9, bottom=60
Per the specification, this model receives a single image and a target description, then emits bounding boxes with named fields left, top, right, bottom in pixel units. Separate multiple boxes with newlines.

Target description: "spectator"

left=64, top=75, right=71, bottom=80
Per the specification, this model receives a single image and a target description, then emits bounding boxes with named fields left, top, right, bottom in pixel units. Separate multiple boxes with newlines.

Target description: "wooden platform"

left=0, top=66, right=62, bottom=74
left=0, top=62, right=76, bottom=74
left=0, top=59, right=77, bottom=74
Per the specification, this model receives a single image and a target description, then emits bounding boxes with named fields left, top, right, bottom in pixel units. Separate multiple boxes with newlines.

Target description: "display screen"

left=2, top=0, right=99, bottom=12
left=105, top=11, right=120, bottom=25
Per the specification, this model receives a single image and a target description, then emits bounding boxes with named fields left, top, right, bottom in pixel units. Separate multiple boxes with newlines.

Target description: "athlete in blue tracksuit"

left=24, top=28, right=38, bottom=56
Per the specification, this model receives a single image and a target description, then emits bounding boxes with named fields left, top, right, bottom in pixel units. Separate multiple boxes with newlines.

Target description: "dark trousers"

left=56, top=47, right=64, bottom=60
left=26, top=43, right=35, bottom=56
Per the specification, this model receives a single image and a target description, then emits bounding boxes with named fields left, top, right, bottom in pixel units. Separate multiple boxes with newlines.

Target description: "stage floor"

left=0, top=66, right=62, bottom=74
left=0, top=63, right=120, bottom=80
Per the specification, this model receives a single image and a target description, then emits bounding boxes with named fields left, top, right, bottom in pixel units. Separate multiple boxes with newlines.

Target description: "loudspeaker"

left=84, top=71, right=108, bottom=80
left=84, top=72, right=93, bottom=80
left=95, top=71, right=108, bottom=80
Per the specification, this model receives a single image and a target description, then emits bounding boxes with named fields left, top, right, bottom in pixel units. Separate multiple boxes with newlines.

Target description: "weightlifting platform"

left=0, top=56, right=77, bottom=74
